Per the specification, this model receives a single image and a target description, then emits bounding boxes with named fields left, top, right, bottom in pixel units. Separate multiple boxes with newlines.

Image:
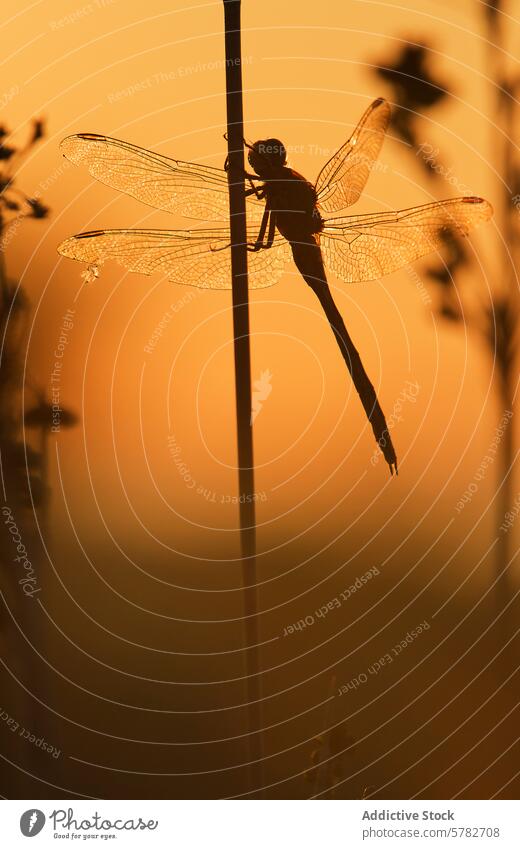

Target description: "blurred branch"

left=1, top=117, right=76, bottom=522
left=372, top=21, right=518, bottom=627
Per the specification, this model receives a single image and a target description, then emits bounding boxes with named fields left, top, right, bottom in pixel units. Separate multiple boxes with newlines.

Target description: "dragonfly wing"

left=58, top=228, right=289, bottom=290
left=315, top=98, right=391, bottom=214
left=320, top=197, right=492, bottom=284
left=60, top=134, right=265, bottom=225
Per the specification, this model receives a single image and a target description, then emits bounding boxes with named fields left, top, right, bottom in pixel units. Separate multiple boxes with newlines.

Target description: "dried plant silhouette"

left=484, top=1, right=520, bottom=628
left=1, top=120, right=78, bottom=525
left=57, top=101, right=492, bottom=477
left=304, top=675, right=361, bottom=798
left=24, top=385, right=78, bottom=528
left=0, top=118, right=78, bottom=793
left=374, top=19, right=517, bottom=626
left=1, top=120, right=49, bottom=523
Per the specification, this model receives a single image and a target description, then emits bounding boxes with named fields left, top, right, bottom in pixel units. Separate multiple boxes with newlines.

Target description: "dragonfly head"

left=247, top=138, right=287, bottom=177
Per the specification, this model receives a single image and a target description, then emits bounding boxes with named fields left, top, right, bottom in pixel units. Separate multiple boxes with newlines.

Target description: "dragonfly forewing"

left=60, top=133, right=265, bottom=226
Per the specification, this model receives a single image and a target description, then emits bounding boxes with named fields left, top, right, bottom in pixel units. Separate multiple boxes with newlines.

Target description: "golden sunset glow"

left=1, top=0, right=519, bottom=802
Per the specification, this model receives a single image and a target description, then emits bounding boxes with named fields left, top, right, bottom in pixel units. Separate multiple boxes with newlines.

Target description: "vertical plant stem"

left=487, top=11, right=515, bottom=635
left=222, top=0, right=263, bottom=791
left=496, top=383, right=514, bottom=620
left=0, top=214, right=8, bottom=306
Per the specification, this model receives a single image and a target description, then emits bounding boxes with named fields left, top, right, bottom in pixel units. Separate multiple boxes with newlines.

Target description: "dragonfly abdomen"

left=291, top=237, right=398, bottom=474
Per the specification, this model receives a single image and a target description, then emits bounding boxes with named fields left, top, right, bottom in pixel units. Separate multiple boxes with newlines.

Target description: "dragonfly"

left=57, top=97, right=492, bottom=475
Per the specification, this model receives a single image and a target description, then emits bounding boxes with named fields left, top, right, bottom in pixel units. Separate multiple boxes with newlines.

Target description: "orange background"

left=2, top=0, right=519, bottom=798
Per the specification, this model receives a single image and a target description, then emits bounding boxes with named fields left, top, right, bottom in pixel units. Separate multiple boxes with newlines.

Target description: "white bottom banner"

left=0, top=799, right=518, bottom=848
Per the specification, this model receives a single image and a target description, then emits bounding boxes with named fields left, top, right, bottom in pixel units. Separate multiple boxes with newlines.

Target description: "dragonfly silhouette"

left=57, top=98, right=492, bottom=474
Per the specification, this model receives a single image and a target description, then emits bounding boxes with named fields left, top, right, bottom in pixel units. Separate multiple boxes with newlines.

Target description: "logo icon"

left=251, top=369, right=273, bottom=424
left=20, top=809, right=46, bottom=837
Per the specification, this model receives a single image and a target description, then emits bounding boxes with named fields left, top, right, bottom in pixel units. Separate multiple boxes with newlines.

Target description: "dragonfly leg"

left=263, top=209, right=276, bottom=249
left=223, top=148, right=265, bottom=198
left=247, top=207, right=273, bottom=252
left=291, top=237, right=398, bottom=475
left=245, top=180, right=266, bottom=200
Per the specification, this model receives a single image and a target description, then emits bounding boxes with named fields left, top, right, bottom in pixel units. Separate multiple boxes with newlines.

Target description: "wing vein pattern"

left=321, top=197, right=492, bottom=284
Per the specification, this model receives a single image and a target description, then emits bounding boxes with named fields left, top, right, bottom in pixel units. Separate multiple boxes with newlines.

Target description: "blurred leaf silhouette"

left=375, top=41, right=473, bottom=310
left=484, top=0, right=501, bottom=27
left=0, top=118, right=77, bottom=542
left=375, top=43, right=448, bottom=152
left=306, top=723, right=357, bottom=797
left=0, top=116, right=77, bottom=795
left=304, top=676, right=363, bottom=798
left=25, top=397, right=78, bottom=431
left=373, top=20, right=518, bottom=629
left=25, top=388, right=79, bottom=521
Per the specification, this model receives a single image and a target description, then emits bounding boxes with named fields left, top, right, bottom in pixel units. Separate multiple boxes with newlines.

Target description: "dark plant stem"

left=223, top=0, right=263, bottom=792
left=496, top=382, right=514, bottom=624
left=0, top=214, right=7, bottom=304
left=486, top=9, right=516, bottom=637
